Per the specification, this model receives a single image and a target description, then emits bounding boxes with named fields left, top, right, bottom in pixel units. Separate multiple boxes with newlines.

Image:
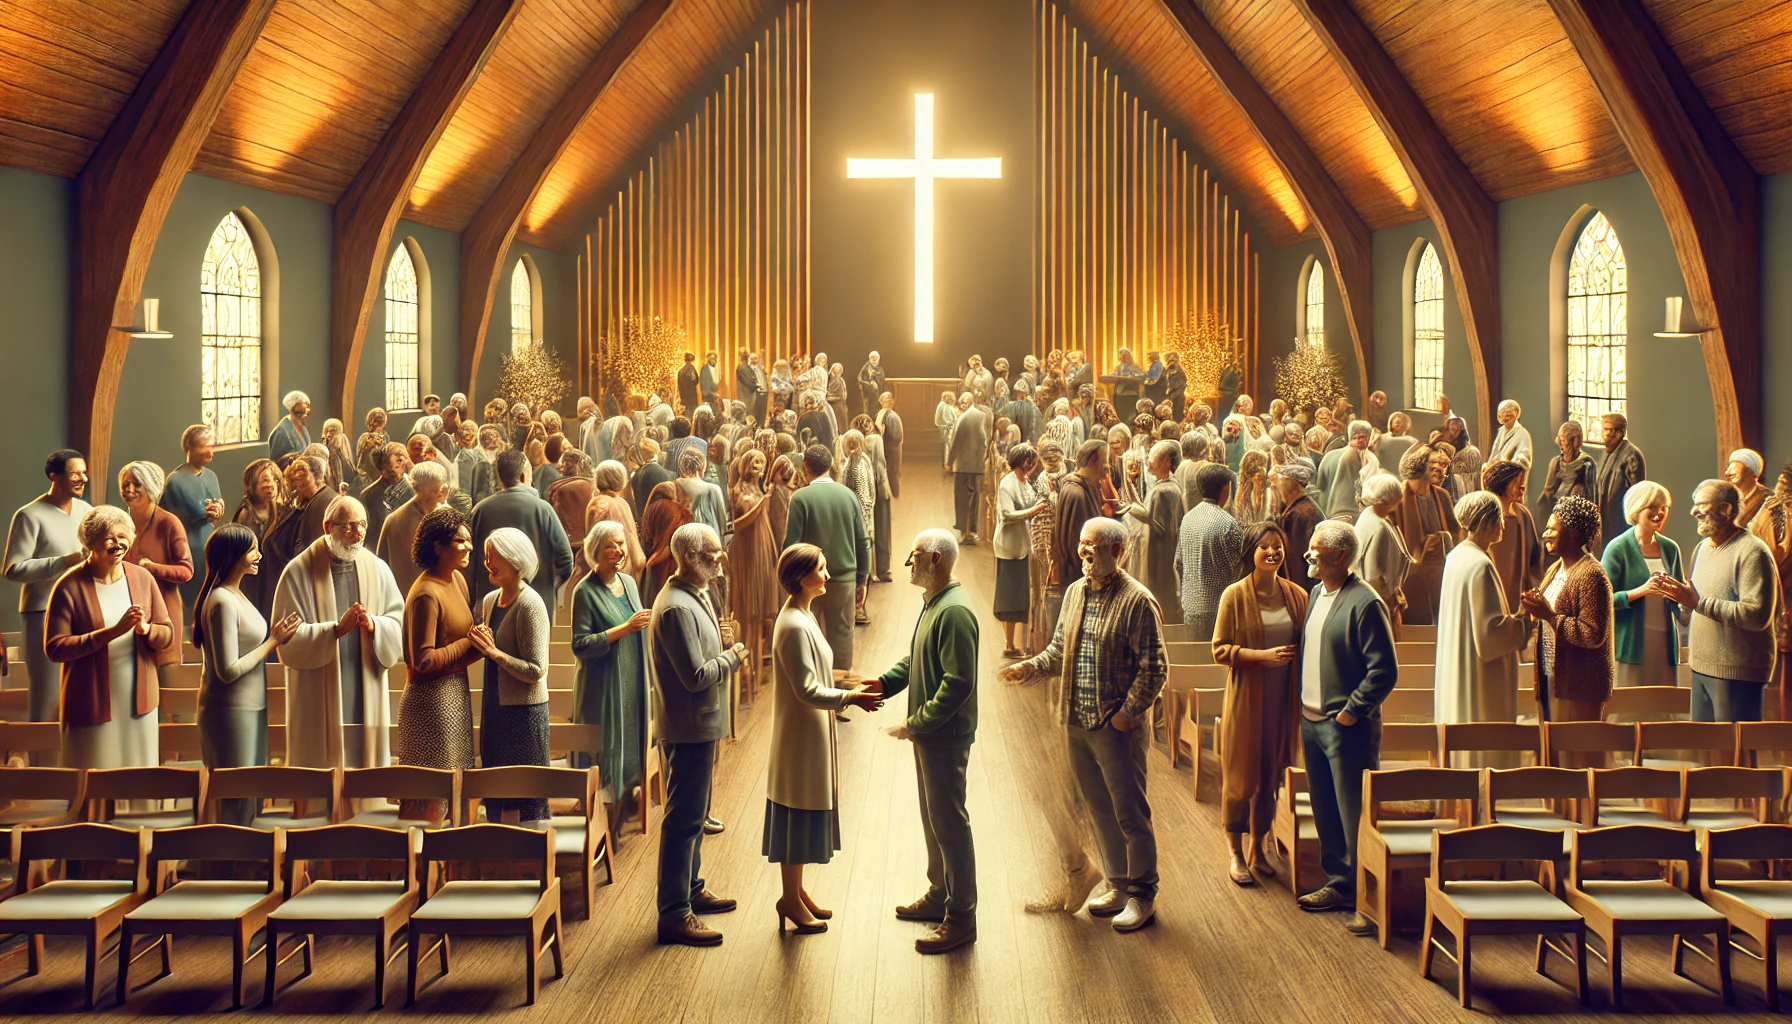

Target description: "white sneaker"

left=1085, top=882, right=1127, bottom=918
left=1112, top=897, right=1155, bottom=932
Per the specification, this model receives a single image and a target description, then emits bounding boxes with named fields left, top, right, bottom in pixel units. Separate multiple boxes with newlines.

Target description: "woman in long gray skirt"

left=194, top=524, right=300, bottom=824
left=764, top=544, right=884, bottom=933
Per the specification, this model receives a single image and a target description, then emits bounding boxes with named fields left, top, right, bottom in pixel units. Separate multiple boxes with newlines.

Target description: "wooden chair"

left=1163, top=641, right=1213, bottom=665
left=461, top=765, right=613, bottom=918
left=0, top=823, right=150, bottom=1008
left=1272, top=766, right=1320, bottom=898
left=1545, top=721, right=1637, bottom=769
left=82, top=766, right=205, bottom=832
left=117, top=825, right=285, bottom=1010
left=1701, top=824, right=1792, bottom=1010
left=0, top=767, right=85, bottom=868
left=0, top=721, right=61, bottom=764
left=1166, top=662, right=1225, bottom=781
left=1356, top=767, right=1480, bottom=948
left=1421, top=825, right=1587, bottom=1008
left=264, top=824, right=420, bottom=1009
left=407, top=824, right=563, bottom=1007
left=1606, top=686, right=1692, bottom=723
left=340, top=766, right=461, bottom=828
left=1564, top=825, right=1732, bottom=1008
left=1681, top=767, right=1783, bottom=831
left=1380, top=723, right=1441, bottom=769
left=1440, top=722, right=1542, bottom=768
left=1380, top=688, right=1434, bottom=722
left=1636, top=720, right=1738, bottom=770
left=1591, top=766, right=1684, bottom=827
left=1402, top=624, right=1437, bottom=643
left=205, top=765, right=340, bottom=828
left=1161, top=623, right=1198, bottom=643
left=1737, top=722, right=1792, bottom=768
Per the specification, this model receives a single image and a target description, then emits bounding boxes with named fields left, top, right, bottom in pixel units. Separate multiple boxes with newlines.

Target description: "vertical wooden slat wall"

left=1033, top=0, right=1257, bottom=385
left=588, top=1, right=809, bottom=406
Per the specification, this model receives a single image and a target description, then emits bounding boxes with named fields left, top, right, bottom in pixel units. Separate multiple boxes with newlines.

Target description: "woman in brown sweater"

left=118, top=461, right=194, bottom=664
left=1520, top=495, right=1614, bottom=723
left=397, top=506, right=481, bottom=819
left=1211, top=521, right=1309, bottom=887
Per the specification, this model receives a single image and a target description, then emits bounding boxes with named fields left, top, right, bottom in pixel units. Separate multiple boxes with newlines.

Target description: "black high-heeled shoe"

left=776, top=900, right=828, bottom=934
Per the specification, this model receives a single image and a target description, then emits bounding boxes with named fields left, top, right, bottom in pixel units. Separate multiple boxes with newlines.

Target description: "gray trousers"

left=954, top=473, right=980, bottom=535
left=816, top=577, right=855, bottom=670
left=874, top=494, right=892, bottom=577
left=1691, top=671, right=1767, bottom=723
left=914, top=743, right=976, bottom=924
left=1066, top=723, right=1158, bottom=900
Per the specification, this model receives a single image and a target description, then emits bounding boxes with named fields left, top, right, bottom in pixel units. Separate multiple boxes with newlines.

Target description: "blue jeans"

left=657, top=740, right=716, bottom=922
left=1691, top=672, right=1767, bottom=723
left=1299, top=715, right=1382, bottom=893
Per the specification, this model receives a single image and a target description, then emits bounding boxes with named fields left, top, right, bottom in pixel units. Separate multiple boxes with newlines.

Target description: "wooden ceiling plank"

left=1549, top=0, right=1760, bottom=456
left=71, top=0, right=277, bottom=503
left=1293, top=0, right=1499, bottom=442
left=459, top=0, right=675, bottom=399
left=328, top=0, right=521, bottom=421
left=1160, top=0, right=1371, bottom=399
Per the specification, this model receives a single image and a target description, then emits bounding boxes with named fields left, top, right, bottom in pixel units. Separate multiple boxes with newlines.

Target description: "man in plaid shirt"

left=1003, top=517, right=1168, bottom=933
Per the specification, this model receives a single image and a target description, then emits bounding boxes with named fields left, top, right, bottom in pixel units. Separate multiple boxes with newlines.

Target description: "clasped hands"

left=1517, top=588, right=1553, bottom=620
left=334, top=602, right=375, bottom=639
left=1644, top=571, right=1695, bottom=606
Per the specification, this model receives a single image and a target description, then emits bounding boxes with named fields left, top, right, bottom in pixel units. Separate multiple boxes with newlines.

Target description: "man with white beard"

left=273, top=494, right=405, bottom=770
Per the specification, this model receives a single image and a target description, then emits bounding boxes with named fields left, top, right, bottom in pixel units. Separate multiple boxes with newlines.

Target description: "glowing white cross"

left=847, top=93, right=1002, bottom=344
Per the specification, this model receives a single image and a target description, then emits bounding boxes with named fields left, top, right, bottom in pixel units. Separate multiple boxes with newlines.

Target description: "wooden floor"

left=4, top=469, right=1780, bottom=1021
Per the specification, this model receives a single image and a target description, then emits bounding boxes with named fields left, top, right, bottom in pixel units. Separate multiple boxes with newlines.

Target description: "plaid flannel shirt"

left=1026, top=567, right=1168, bottom=728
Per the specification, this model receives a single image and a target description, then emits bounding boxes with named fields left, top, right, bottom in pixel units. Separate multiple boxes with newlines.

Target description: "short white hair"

left=409, top=460, right=447, bottom=490
left=1498, top=399, right=1521, bottom=418
left=1361, top=472, right=1403, bottom=506
left=1624, top=480, right=1671, bottom=525
left=118, top=460, right=165, bottom=503
left=913, top=528, right=960, bottom=576
left=583, top=519, right=626, bottom=568
left=670, top=522, right=718, bottom=571
left=1729, top=448, right=1764, bottom=479
left=283, top=390, right=310, bottom=411
left=323, top=494, right=367, bottom=525
left=1079, top=516, right=1129, bottom=551
left=1311, top=519, right=1358, bottom=560
left=485, top=526, right=539, bottom=582
left=78, top=505, right=134, bottom=550
left=1455, top=490, right=1504, bottom=534
left=1348, top=419, right=1372, bottom=439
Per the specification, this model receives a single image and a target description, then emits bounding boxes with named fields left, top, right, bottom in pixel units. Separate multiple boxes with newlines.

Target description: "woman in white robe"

left=1435, top=490, right=1531, bottom=768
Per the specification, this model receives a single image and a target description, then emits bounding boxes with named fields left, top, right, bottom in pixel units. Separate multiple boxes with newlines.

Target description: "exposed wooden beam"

left=1548, top=0, right=1758, bottom=458
left=1291, top=0, right=1499, bottom=443
left=71, top=0, right=276, bottom=502
left=329, top=0, right=519, bottom=421
left=459, top=0, right=674, bottom=401
left=1159, top=0, right=1371, bottom=404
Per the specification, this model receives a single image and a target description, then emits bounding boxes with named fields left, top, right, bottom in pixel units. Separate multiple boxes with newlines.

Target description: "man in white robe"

left=274, top=495, right=405, bottom=771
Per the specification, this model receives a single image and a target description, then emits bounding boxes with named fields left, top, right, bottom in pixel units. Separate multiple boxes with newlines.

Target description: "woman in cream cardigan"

left=471, top=526, right=552, bottom=822
left=1435, top=491, right=1532, bottom=767
left=764, top=543, right=882, bottom=934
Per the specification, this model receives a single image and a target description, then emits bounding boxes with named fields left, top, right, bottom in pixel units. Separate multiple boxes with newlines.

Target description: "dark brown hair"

left=1236, top=521, right=1288, bottom=581
left=778, top=542, right=825, bottom=597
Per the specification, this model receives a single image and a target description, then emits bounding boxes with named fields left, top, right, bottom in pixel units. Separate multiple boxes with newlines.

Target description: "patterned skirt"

left=480, top=691, right=551, bottom=822
left=395, top=672, right=475, bottom=772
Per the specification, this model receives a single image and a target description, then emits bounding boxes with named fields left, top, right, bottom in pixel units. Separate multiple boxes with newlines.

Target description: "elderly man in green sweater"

left=861, top=528, right=980, bottom=955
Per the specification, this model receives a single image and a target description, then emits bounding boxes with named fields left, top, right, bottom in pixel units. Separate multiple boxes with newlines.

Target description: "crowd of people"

left=5, top=342, right=1786, bottom=952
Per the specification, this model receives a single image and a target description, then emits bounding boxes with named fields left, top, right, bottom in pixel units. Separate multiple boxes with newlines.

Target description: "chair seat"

left=1687, top=811, right=1761, bottom=831
left=1437, top=880, right=1583, bottom=923
left=1577, top=879, right=1726, bottom=922
left=344, top=808, right=442, bottom=829
left=1596, top=808, right=1681, bottom=828
left=1712, top=880, right=1792, bottom=918
left=127, top=880, right=273, bottom=922
left=0, top=880, right=137, bottom=921
left=110, top=810, right=197, bottom=831
left=412, top=880, right=547, bottom=921
left=270, top=880, right=409, bottom=923
left=249, top=813, right=332, bottom=831
left=1494, top=810, right=1581, bottom=832
left=1376, top=819, right=1461, bottom=857
left=545, top=816, right=588, bottom=857
left=0, top=800, right=70, bottom=825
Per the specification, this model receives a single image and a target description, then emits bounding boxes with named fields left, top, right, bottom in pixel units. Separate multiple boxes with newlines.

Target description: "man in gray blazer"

left=468, top=449, right=574, bottom=614
left=1294, top=520, right=1398, bottom=936
left=1595, top=412, right=1646, bottom=554
left=650, top=523, right=746, bottom=947
left=785, top=444, right=870, bottom=669
left=876, top=391, right=904, bottom=500
left=948, top=393, right=991, bottom=546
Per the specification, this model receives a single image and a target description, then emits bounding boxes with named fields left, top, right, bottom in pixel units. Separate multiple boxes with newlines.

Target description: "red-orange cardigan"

left=45, top=561, right=173, bottom=727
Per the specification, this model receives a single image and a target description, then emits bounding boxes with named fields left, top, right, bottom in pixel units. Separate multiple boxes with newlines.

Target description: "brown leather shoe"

left=894, top=895, right=946, bottom=922
left=915, top=921, right=977, bottom=954
left=690, top=889, right=737, bottom=914
left=657, top=914, right=723, bottom=946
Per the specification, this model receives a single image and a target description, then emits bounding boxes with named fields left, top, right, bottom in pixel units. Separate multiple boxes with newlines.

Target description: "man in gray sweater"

left=1657, top=479, right=1780, bottom=722
left=4, top=449, right=92, bottom=728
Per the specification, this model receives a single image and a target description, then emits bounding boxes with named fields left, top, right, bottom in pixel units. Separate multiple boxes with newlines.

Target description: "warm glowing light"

left=848, top=93, right=1001, bottom=343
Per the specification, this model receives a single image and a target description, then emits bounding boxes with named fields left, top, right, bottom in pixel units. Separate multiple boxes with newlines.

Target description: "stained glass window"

left=1412, top=242, right=1444, bottom=410
left=1304, top=262, right=1325, bottom=348
left=1567, top=211, right=1627, bottom=423
left=384, top=244, right=420, bottom=411
left=510, top=259, right=534, bottom=356
left=200, top=211, right=262, bottom=444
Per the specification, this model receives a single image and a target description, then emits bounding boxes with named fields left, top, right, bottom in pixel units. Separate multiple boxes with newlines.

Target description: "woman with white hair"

left=469, top=526, right=553, bottom=821
left=46, top=505, right=174, bottom=768
left=1600, top=480, right=1685, bottom=688
left=118, top=460, right=193, bottom=663
left=268, top=390, right=313, bottom=465
left=1353, top=472, right=1416, bottom=628
left=1434, top=491, right=1531, bottom=765
left=572, top=520, right=652, bottom=806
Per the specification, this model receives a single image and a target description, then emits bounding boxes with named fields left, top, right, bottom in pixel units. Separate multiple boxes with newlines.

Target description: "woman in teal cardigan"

left=571, top=520, right=653, bottom=809
left=1600, top=480, right=1683, bottom=688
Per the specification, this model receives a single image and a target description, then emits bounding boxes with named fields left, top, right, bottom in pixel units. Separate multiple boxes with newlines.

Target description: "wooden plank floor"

left=3, top=468, right=1780, bottom=1021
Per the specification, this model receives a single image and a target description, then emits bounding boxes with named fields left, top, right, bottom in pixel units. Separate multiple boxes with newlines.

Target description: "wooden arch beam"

left=459, top=0, right=674, bottom=401
left=330, top=0, right=519, bottom=422
left=1548, top=0, right=1759, bottom=459
left=1159, top=0, right=1372, bottom=405
left=1291, top=0, right=1499, bottom=445
left=72, top=0, right=276, bottom=503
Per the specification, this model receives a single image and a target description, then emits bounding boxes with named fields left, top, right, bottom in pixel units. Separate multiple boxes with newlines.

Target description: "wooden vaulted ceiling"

left=1, top=0, right=1791, bottom=251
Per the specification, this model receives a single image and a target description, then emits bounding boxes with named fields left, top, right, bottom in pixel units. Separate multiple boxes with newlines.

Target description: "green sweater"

left=1600, top=526, right=1683, bottom=667
left=879, top=581, right=979, bottom=747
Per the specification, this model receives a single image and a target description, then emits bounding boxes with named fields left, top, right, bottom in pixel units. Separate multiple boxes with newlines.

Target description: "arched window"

left=201, top=211, right=262, bottom=444
left=510, top=258, right=536, bottom=355
left=384, top=244, right=420, bottom=411
left=1566, top=211, right=1626, bottom=422
left=1304, top=261, right=1325, bottom=348
left=1412, top=242, right=1444, bottom=410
